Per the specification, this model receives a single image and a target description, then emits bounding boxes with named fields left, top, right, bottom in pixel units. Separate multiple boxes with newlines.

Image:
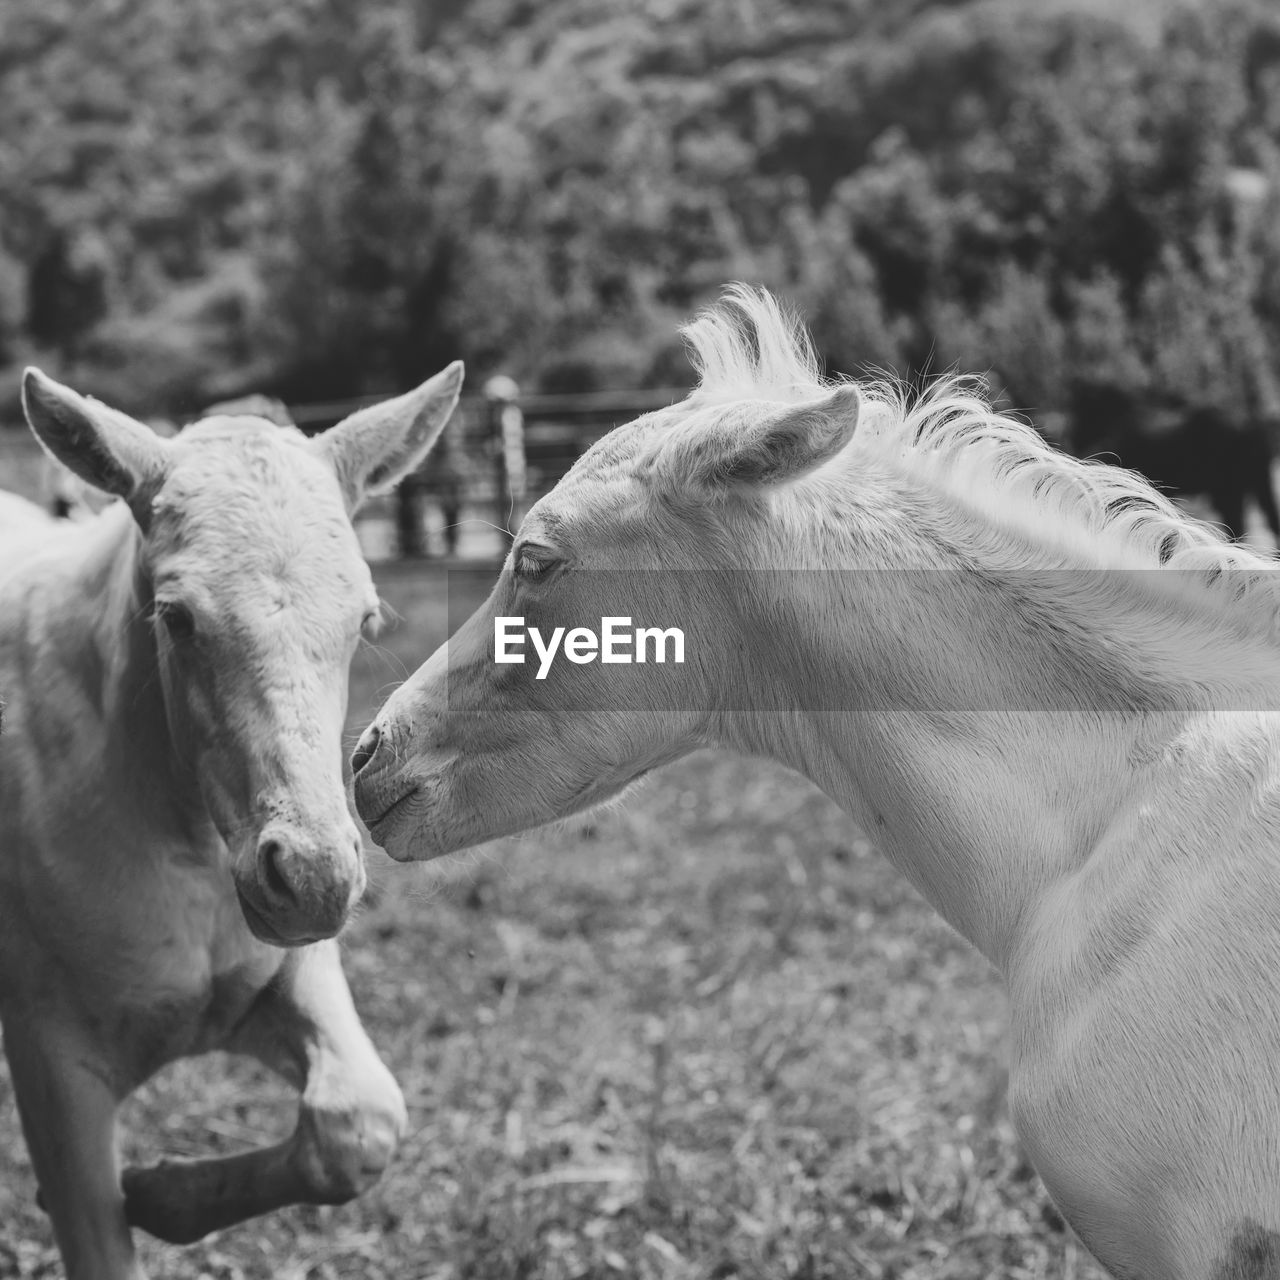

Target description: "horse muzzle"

left=234, top=818, right=366, bottom=945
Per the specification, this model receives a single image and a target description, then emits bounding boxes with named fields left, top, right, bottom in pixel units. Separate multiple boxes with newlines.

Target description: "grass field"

left=0, top=561, right=1107, bottom=1280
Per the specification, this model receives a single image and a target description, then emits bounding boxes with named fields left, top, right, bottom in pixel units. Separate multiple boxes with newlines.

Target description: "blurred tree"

left=24, top=228, right=108, bottom=363
left=930, top=264, right=1067, bottom=412
left=3, top=0, right=1280, bottom=423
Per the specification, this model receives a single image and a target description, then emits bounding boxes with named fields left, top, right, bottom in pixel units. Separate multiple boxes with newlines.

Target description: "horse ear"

left=21, top=369, right=171, bottom=528
left=314, top=361, right=464, bottom=512
left=673, top=383, right=861, bottom=489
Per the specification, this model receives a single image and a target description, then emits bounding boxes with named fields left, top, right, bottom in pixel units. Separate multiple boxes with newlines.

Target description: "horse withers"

left=0, top=361, right=462, bottom=1279
left=354, top=289, right=1280, bottom=1279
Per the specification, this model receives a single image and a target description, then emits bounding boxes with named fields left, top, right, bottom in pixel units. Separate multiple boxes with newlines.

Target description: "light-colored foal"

left=1, top=362, right=461, bottom=1278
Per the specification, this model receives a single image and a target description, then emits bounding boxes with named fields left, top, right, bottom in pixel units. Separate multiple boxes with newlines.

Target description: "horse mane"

left=681, top=284, right=1280, bottom=633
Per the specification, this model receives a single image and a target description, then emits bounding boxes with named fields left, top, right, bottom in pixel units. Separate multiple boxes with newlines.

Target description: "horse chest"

left=110, top=947, right=283, bottom=1073
left=86, top=870, right=282, bottom=1041
left=2, top=831, right=285, bottom=1075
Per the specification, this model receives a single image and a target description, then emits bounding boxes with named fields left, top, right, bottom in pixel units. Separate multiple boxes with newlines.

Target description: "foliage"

left=4, top=0, right=1280, bottom=418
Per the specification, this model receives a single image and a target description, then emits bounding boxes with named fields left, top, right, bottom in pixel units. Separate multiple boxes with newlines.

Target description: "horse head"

left=21, top=363, right=463, bottom=944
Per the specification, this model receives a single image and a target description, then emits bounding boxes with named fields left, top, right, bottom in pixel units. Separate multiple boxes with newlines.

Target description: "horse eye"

left=154, top=600, right=196, bottom=641
left=514, top=545, right=560, bottom=582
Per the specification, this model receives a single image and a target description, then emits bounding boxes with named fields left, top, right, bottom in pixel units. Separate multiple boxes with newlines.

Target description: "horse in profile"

left=1068, top=380, right=1280, bottom=545
left=0, top=362, right=461, bottom=1280
left=354, top=288, right=1280, bottom=1280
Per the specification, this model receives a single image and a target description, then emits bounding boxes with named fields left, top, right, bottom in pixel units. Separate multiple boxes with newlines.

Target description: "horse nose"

left=258, top=835, right=300, bottom=908
left=351, top=723, right=382, bottom=776
left=244, top=823, right=366, bottom=944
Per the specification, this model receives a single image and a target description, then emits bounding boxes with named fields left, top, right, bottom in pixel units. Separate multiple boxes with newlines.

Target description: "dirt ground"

left=0, top=561, right=1107, bottom=1279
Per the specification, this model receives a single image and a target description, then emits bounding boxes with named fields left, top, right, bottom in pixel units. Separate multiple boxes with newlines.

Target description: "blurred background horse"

left=1067, top=381, right=1280, bottom=545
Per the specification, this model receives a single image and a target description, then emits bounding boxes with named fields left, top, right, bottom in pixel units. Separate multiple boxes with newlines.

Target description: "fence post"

left=485, top=374, right=524, bottom=544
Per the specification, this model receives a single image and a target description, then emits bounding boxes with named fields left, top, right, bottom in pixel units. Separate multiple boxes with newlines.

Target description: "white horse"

left=353, top=288, right=1280, bottom=1280
left=0, top=361, right=461, bottom=1280
left=0, top=488, right=55, bottom=533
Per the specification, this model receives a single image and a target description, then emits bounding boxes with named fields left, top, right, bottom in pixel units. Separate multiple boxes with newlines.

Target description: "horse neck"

left=717, top=485, right=1255, bottom=971
left=48, top=507, right=201, bottom=823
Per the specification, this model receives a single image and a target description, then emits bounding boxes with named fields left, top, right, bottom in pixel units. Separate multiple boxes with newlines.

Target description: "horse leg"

left=3, top=1017, right=144, bottom=1280
left=120, top=939, right=405, bottom=1243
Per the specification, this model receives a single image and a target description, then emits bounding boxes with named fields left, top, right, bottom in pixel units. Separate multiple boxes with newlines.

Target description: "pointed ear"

left=314, top=360, right=464, bottom=512
left=22, top=368, right=171, bottom=528
left=672, top=383, right=860, bottom=488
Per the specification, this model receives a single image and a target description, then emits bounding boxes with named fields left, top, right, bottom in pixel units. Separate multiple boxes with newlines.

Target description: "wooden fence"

left=283, top=381, right=688, bottom=560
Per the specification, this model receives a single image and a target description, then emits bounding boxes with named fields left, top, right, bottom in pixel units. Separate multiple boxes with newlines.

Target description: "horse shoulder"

left=0, top=814, right=285, bottom=1077
left=1008, top=784, right=1280, bottom=1278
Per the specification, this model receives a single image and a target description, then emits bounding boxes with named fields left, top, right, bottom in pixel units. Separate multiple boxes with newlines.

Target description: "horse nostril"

left=351, top=724, right=382, bottom=775
left=258, top=837, right=299, bottom=907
